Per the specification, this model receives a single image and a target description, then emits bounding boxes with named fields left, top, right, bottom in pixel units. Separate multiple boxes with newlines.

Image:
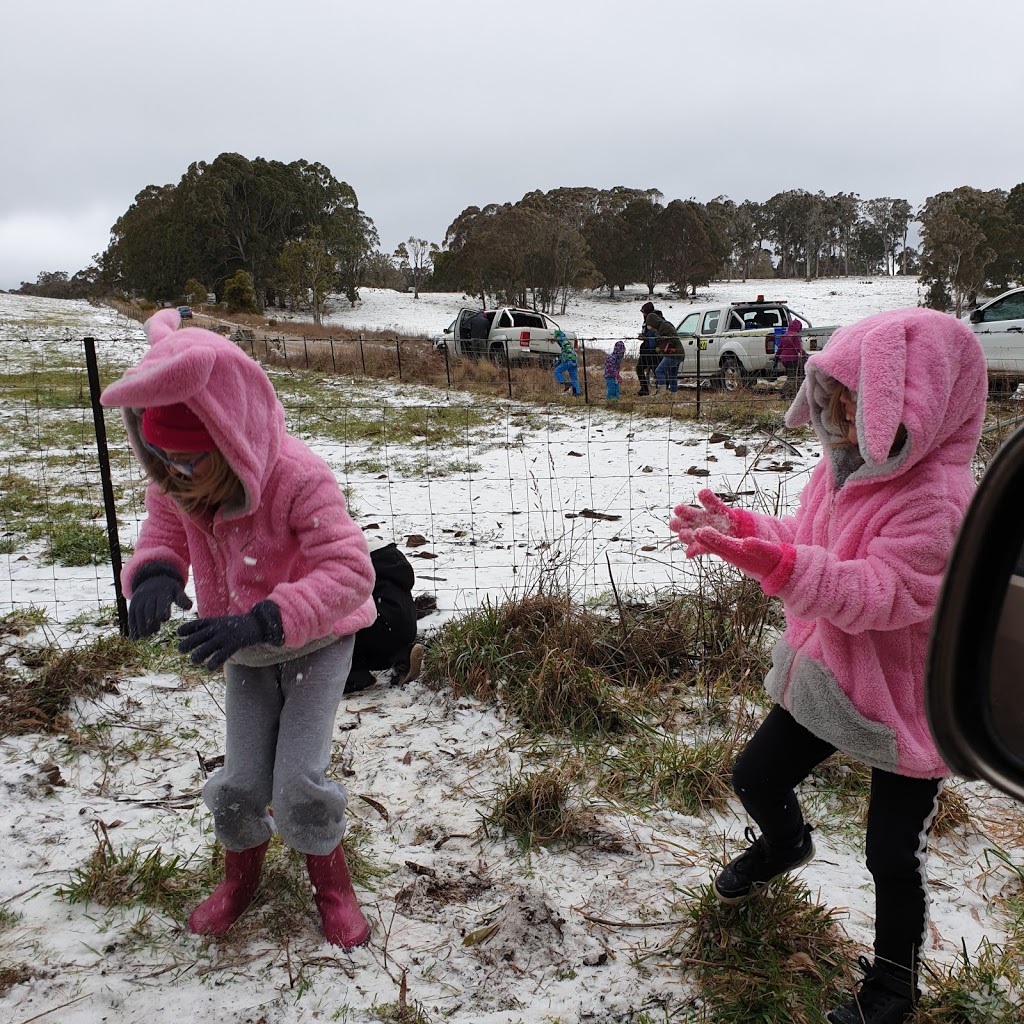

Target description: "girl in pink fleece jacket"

left=101, top=309, right=377, bottom=949
left=671, top=308, right=986, bottom=1024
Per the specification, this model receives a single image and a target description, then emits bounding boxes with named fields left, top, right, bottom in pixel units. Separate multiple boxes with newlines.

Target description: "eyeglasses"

left=144, top=442, right=211, bottom=478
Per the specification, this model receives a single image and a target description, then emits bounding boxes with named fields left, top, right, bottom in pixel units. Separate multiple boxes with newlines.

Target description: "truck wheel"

left=720, top=354, right=745, bottom=392
left=988, top=372, right=1020, bottom=398
left=489, top=343, right=509, bottom=368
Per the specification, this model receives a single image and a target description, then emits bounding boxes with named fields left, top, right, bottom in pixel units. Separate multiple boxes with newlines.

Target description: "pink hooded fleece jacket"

left=101, top=309, right=376, bottom=652
left=740, top=308, right=986, bottom=778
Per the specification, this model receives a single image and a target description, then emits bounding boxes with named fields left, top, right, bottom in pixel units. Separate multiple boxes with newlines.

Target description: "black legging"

left=732, top=705, right=941, bottom=981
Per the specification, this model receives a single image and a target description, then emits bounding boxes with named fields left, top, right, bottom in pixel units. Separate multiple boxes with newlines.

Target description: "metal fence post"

left=359, top=335, right=366, bottom=375
left=84, top=338, right=129, bottom=637
left=696, top=338, right=702, bottom=417
left=443, top=342, right=451, bottom=388
left=303, top=338, right=309, bottom=369
left=580, top=341, right=589, bottom=404
left=504, top=342, right=512, bottom=398
left=329, top=337, right=337, bottom=373
left=395, top=338, right=403, bottom=381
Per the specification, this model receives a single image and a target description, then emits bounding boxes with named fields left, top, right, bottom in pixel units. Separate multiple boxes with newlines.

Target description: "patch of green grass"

left=597, top=729, right=742, bottom=816
left=45, top=522, right=110, bottom=566
left=670, top=879, right=859, bottom=1024
left=0, top=907, right=21, bottom=932
left=57, top=821, right=218, bottom=922
left=918, top=938, right=1024, bottom=1022
left=0, top=366, right=90, bottom=409
left=0, top=469, right=107, bottom=557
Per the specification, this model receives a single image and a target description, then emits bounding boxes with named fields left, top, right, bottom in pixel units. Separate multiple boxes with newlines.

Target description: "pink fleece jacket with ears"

left=101, top=309, right=376, bottom=648
left=721, top=308, right=985, bottom=778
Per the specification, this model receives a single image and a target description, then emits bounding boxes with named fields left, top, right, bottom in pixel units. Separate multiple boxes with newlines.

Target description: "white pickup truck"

left=437, top=307, right=577, bottom=366
left=673, top=297, right=839, bottom=390
left=965, top=287, right=1024, bottom=388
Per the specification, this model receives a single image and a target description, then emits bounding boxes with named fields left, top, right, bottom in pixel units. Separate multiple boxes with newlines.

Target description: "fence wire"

left=3, top=334, right=1022, bottom=626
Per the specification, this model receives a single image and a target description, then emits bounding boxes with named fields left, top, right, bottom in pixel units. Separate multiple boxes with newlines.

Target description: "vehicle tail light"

left=810, top=339, right=818, bottom=351
left=764, top=336, right=774, bottom=354
left=520, top=331, right=530, bottom=347
left=756, top=294, right=764, bottom=302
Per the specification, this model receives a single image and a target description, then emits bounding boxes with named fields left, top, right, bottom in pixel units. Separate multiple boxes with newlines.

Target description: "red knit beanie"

left=141, top=403, right=215, bottom=452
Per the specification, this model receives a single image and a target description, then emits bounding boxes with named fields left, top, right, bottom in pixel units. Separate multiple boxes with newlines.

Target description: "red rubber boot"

left=188, top=840, right=269, bottom=937
left=306, top=844, right=371, bottom=949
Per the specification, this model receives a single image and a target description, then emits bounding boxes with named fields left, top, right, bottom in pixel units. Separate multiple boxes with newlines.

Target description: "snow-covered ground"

left=1, top=287, right=1020, bottom=1024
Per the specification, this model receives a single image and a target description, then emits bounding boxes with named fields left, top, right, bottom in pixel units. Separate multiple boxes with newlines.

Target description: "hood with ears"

left=785, top=307, right=986, bottom=481
left=100, top=308, right=286, bottom=517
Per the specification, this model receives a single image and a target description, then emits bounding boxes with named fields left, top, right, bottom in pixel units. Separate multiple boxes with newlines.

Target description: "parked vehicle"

left=674, top=297, right=839, bottom=391
left=436, top=307, right=577, bottom=366
left=177, top=305, right=193, bottom=319
left=965, top=286, right=1024, bottom=388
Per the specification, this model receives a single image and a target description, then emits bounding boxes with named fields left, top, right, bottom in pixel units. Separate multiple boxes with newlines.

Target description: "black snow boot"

left=827, top=956, right=917, bottom=1024
left=712, top=825, right=815, bottom=904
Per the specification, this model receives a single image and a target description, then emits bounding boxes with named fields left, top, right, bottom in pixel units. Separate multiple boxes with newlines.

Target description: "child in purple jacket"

left=670, top=308, right=987, bottom=1024
left=604, top=339, right=626, bottom=400
left=102, top=309, right=377, bottom=949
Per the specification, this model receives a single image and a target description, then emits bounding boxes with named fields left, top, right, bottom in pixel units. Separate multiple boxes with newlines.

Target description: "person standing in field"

left=649, top=310, right=682, bottom=394
left=102, top=309, right=377, bottom=949
left=670, top=308, right=987, bottom=1024
left=636, top=300, right=660, bottom=395
left=552, top=330, right=580, bottom=396
left=776, top=318, right=806, bottom=397
left=604, top=339, right=626, bottom=400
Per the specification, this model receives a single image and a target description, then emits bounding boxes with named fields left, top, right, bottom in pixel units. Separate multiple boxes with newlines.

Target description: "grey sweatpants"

left=202, top=636, right=354, bottom=856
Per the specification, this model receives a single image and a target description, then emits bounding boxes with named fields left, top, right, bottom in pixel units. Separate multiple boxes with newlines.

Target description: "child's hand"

left=128, top=573, right=192, bottom=639
left=670, top=489, right=755, bottom=551
left=689, top=529, right=797, bottom=594
left=177, top=601, right=283, bottom=670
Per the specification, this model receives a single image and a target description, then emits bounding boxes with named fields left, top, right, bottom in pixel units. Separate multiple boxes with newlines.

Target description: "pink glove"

left=690, top=528, right=797, bottom=595
left=670, top=489, right=757, bottom=553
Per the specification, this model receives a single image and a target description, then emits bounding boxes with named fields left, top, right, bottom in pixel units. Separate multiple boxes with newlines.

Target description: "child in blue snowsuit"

left=604, top=340, right=626, bottom=400
left=553, top=331, right=580, bottom=396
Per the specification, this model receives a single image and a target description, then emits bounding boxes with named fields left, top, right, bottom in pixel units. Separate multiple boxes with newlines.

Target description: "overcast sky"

left=2, top=0, right=1021, bottom=291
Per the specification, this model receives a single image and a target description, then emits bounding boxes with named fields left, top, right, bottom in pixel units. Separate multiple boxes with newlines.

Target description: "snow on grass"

left=1, top=288, right=1020, bottom=1024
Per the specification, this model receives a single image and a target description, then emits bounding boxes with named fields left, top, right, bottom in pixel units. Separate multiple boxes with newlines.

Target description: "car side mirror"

left=969, top=308, right=983, bottom=324
left=926, top=423, right=1024, bottom=802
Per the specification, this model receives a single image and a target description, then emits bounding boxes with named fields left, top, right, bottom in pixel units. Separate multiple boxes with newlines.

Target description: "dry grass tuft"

left=424, top=568, right=778, bottom=741
left=0, top=632, right=144, bottom=736
left=932, top=785, right=974, bottom=839
left=483, top=766, right=597, bottom=851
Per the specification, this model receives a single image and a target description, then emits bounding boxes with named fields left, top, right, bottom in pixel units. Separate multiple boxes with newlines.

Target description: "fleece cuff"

left=761, top=544, right=798, bottom=596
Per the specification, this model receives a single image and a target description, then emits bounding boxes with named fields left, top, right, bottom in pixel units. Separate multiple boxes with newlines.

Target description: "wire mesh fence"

left=3, top=333, right=1023, bottom=626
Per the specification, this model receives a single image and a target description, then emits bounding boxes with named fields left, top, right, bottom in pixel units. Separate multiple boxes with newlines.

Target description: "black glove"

left=176, top=600, right=284, bottom=671
left=128, top=568, right=192, bottom=640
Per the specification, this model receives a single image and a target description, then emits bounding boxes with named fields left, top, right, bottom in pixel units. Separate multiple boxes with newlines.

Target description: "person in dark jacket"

left=346, top=540, right=421, bottom=692
left=649, top=311, right=682, bottom=394
left=468, top=310, right=491, bottom=357
left=636, top=301, right=660, bottom=395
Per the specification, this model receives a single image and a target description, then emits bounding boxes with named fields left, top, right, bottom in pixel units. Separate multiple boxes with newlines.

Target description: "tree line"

left=12, top=155, right=1024, bottom=320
